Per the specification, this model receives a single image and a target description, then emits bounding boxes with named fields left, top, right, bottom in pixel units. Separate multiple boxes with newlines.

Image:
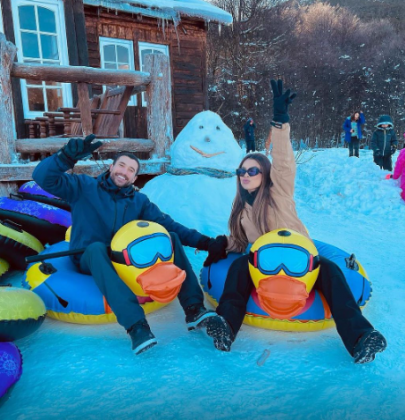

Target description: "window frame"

left=99, top=36, right=136, bottom=106
left=138, top=41, right=170, bottom=107
left=12, top=0, right=72, bottom=119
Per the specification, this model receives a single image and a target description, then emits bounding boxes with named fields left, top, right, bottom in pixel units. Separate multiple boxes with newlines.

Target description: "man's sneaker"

left=353, top=329, right=387, bottom=364
left=185, top=304, right=217, bottom=331
left=127, top=319, right=158, bottom=355
left=205, top=315, right=235, bottom=352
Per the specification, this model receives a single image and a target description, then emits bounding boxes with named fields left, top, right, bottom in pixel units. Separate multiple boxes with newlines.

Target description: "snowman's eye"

left=199, top=125, right=204, bottom=129
left=216, top=126, right=220, bottom=131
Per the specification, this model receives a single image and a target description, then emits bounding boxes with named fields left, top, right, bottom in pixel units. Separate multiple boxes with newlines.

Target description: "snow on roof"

left=83, top=0, right=233, bottom=25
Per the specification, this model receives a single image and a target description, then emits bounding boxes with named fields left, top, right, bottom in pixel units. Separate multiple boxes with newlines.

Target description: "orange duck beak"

left=136, top=262, right=186, bottom=303
left=256, top=275, right=309, bottom=319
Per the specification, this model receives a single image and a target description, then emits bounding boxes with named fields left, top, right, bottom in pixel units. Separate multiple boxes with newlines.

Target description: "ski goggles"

left=111, top=233, right=173, bottom=268
left=236, top=167, right=262, bottom=177
left=248, top=244, right=320, bottom=277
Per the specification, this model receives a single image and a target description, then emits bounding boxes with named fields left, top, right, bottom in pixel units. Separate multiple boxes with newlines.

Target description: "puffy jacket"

left=343, top=113, right=365, bottom=143
left=244, top=120, right=256, bottom=141
left=226, top=123, right=309, bottom=253
left=393, top=148, right=405, bottom=180
left=33, top=154, right=205, bottom=261
left=370, top=116, right=398, bottom=157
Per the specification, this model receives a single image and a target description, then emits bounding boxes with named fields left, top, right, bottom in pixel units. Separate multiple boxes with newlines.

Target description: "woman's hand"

left=203, top=236, right=228, bottom=267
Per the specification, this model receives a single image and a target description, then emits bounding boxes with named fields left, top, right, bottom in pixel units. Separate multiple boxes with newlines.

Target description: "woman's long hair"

left=350, top=111, right=360, bottom=121
left=229, top=153, right=273, bottom=252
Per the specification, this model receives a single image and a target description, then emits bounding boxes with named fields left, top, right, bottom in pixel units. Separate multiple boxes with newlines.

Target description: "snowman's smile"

left=190, top=145, right=225, bottom=158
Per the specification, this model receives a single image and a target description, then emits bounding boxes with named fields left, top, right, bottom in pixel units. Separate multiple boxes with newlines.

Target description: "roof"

left=83, top=0, right=233, bottom=25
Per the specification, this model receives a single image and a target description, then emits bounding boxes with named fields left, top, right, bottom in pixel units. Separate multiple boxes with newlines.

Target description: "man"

left=33, top=135, right=220, bottom=355
left=244, top=118, right=256, bottom=153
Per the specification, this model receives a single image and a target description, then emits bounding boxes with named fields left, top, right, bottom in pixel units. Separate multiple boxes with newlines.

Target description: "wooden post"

left=77, top=82, right=93, bottom=136
left=144, top=54, right=173, bottom=158
left=0, top=33, right=17, bottom=164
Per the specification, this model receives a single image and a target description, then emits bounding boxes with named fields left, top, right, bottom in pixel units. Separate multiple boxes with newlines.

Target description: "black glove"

left=203, top=235, right=228, bottom=267
left=58, top=134, right=103, bottom=167
left=374, top=149, right=382, bottom=158
left=391, top=144, right=397, bottom=155
left=270, top=79, right=297, bottom=124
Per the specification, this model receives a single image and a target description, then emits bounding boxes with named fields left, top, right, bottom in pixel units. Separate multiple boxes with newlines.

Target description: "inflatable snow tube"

left=0, top=258, right=10, bottom=278
left=24, top=241, right=169, bottom=324
left=0, top=196, right=71, bottom=245
left=0, top=287, right=46, bottom=341
left=18, top=181, right=70, bottom=211
left=0, top=219, right=44, bottom=270
left=0, top=342, right=22, bottom=400
left=200, top=238, right=371, bottom=332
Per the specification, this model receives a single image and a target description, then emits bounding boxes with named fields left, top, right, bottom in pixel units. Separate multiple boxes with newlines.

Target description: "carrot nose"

left=256, top=276, right=309, bottom=319
left=136, top=262, right=186, bottom=303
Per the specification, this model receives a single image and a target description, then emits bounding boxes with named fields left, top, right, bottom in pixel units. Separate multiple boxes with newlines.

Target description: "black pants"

left=78, top=232, right=204, bottom=330
left=246, top=139, right=256, bottom=153
left=374, top=155, right=393, bottom=171
left=216, top=255, right=373, bottom=355
left=349, top=137, right=359, bottom=157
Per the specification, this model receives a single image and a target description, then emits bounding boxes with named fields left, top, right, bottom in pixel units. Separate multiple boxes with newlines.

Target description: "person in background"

left=244, top=118, right=257, bottom=153
left=370, top=115, right=398, bottom=171
left=343, top=111, right=365, bottom=157
left=203, top=80, right=387, bottom=364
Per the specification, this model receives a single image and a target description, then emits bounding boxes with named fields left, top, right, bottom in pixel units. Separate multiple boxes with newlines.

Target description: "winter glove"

left=203, top=235, right=228, bottom=267
left=374, top=149, right=382, bottom=158
left=57, top=134, right=103, bottom=167
left=270, top=79, right=297, bottom=124
left=391, top=144, right=397, bottom=155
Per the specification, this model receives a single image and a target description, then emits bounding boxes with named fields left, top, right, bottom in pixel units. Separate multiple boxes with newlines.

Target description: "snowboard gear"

left=185, top=304, right=217, bottom=330
left=353, top=330, right=387, bottom=364
left=127, top=319, right=157, bottom=355
left=58, top=134, right=102, bottom=167
left=203, top=235, right=228, bottom=267
left=343, top=113, right=365, bottom=143
left=271, top=79, right=296, bottom=124
left=206, top=315, right=235, bottom=352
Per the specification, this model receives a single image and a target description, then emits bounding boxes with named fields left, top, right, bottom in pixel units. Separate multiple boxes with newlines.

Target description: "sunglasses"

left=236, top=167, right=262, bottom=177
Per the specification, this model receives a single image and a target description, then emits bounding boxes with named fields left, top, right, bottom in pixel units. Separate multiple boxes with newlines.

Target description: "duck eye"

left=199, top=125, right=204, bottom=129
left=216, top=126, right=220, bottom=130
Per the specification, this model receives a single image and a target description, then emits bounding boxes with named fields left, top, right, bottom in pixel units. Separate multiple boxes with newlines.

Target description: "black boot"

left=127, top=319, right=157, bottom=355
left=185, top=304, right=217, bottom=331
left=205, top=315, right=235, bottom=352
left=353, top=329, right=387, bottom=364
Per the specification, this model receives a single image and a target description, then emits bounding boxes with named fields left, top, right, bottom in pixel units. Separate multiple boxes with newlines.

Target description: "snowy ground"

left=2, top=148, right=405, bottom=420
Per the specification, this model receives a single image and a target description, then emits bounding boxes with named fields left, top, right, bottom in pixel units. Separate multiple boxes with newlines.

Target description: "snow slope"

left=1, top=148, right=405, bottom=420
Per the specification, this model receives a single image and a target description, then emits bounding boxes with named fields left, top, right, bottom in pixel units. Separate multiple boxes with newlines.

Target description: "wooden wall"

left=84, top=7, right=209, bottom=140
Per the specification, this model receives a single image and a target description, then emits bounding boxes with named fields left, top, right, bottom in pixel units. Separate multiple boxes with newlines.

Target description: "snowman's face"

left=171, top=111, right=243, bottom=172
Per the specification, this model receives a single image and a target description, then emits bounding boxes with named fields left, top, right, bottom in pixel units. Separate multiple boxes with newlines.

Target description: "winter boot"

left=353, top=329, right=387, bottom=364
left=185, top=304, right=217, bottom=331
left=205, top=315, right=235, bottom=352
left=127, top=319, right=157, bottom=355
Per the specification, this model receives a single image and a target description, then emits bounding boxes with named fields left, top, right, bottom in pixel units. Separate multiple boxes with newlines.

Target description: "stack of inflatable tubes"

left=200, top=239, right=372, bottom=332
left=18, top=181, right=70, bottom=211
left=0, top=220, right=44, bottom=270
left=0, top=287, right=47, bottom=341
left=0, top=196, right=71, bottom=245
left=0, top=342, right=22, bottom=401
left=24, top=241, right=167, bottom=324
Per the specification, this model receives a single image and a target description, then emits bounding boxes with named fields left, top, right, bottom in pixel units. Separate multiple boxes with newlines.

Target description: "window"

left=99, top=37, right=136, bottom=106
left=12, top=0, right=72, bottom=118
left=138, top=42, right=170, bottom=107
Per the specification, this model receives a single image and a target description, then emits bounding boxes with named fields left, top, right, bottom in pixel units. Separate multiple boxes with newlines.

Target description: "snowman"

left=141, top=111, right=244, bottom=238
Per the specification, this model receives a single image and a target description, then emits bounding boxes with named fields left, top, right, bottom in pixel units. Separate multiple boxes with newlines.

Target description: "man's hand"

left=271, top=79, right=297, bottom=124
left=203, top=235, right=228, bottom=267
left=58, top=134, right=103, bottom=167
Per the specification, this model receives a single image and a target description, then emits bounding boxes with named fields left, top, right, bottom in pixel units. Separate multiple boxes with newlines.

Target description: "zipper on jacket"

left=383, top=130, right=387, bottom=155
left=122, top=204, right=129, bottom=225
left=111, top=199, right=117, bottom=239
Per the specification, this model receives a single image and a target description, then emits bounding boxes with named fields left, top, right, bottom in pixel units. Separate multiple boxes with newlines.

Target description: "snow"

left=83, top=0, right=233, bottom=25
left=2, top=147, right=405, bottom=419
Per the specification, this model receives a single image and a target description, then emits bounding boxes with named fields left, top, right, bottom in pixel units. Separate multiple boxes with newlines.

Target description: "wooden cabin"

left=0, top=0, right=232, bottom=140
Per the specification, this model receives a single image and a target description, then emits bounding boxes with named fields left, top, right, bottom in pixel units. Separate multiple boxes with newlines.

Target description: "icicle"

left=173, top=16, right=181, bottom=55
left=218, top=23, right=221, bottom=36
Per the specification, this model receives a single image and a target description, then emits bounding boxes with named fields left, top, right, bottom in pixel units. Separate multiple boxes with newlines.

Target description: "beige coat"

left=227, top=123, right=308, bottom=252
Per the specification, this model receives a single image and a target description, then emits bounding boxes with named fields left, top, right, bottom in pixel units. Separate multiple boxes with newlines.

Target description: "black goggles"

left=236, top=167, right=262, bottom=177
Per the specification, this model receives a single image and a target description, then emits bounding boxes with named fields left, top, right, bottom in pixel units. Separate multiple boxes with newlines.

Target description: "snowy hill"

left=1, top=148, right=405, bottom=420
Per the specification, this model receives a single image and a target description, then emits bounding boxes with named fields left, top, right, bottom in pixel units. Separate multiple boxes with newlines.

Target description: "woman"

left=343, top=111, right=365, bottom=157
left=203, top=80, right=386, bottom=364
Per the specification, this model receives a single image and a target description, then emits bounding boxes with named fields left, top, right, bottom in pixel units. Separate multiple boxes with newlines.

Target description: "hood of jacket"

left=376, top=115, right=394, bottom=129
left=97, top=170, right=136, bottom=199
